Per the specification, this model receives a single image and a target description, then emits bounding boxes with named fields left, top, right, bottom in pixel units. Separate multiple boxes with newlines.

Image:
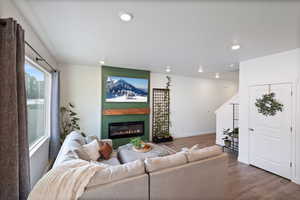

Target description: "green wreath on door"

left=255, top=92, right=283, bottom=116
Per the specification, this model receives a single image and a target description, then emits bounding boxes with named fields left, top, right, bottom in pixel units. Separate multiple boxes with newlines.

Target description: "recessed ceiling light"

left=99, top=60, right=105, bottom=65
left=198, top=65, right=203, bottom=73
left=215, top=73, right=220, bottom=79
left=166, top=66, right=171, bottom=73
left=231, top=44, right=240, bottom=50
left=119, top=12, right=133, bottom=22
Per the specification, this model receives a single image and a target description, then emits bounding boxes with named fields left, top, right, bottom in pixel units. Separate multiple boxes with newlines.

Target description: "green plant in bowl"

left=130, top=137, right=143, bottom=149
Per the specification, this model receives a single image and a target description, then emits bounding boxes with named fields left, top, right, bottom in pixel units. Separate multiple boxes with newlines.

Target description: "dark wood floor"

left=162, top=134, right=300, bottom=200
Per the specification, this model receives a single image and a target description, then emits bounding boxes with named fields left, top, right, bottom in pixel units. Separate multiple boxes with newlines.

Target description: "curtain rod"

left=25, top=41, right=57, bottom=72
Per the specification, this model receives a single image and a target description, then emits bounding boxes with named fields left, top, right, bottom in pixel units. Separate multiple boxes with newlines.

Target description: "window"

left=25, top=58, right=51, bottom=148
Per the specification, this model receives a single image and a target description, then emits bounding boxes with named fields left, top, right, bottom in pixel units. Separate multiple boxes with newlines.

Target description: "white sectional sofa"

left=53, top=132, right=228, bottom=200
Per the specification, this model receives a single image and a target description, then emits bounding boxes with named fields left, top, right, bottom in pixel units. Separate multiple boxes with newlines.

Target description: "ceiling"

left=14, top=0, right=300, bottom=80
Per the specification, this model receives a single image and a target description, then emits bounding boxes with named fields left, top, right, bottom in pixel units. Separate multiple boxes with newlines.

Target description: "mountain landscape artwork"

left=106, top=76, right=148, bottom=102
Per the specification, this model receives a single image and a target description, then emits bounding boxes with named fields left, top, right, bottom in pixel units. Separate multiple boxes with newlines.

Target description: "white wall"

left=60, top=65, right=238, bottom=139
left=296, top=79, right=300, bottom=184
left=29, top=138, right=50, bottom=188
left=1, top=0, right=58, bottom=187
left=60, top=65, right=102, bottom=137
left=151, top=73, right=238, bottom=138
left=239, top=48, right=300, bottom=184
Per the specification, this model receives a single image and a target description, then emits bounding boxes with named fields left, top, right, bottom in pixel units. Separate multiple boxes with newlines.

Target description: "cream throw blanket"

left=28, top=159, right=106, bottom=200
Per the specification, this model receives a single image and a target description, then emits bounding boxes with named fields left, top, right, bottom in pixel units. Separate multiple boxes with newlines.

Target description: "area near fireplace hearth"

left=101, top=66, right=150, bottom=148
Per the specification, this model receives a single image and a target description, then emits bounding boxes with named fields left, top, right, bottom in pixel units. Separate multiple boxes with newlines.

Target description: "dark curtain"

left=49, top=71, right=61, bottom=161
left=0, top=18, right=31, bottom=199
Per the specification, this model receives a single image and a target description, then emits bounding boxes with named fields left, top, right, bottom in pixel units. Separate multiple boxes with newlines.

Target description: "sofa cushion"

left=67, top=131, right=86, bottom=146
left=81, top=139, right=100, bottom=161
left=73, top=147, right=91, bottom=161
left=98, top=151, right=120, bottom=166
left=144, top=152, right=187, bottom=173
left=99, top=157, right=121, bottom=166
left=52, top=131, right=85, bottom=168
left=185, top=145, right=222, bottom=162
left=58, top=150, right=79, bottom=165
left=87, top=159, right=145, bottom=187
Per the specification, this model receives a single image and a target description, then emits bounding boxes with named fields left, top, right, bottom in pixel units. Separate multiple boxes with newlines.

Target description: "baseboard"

left=173, top=130, right=216, bottom=139
left=293, top=178, right=300, bottom=185
left=238, top=155, right=249, bottom=165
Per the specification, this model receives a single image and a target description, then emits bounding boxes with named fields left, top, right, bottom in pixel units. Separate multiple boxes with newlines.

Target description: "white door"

left=249, top=84, right=292, bottom=179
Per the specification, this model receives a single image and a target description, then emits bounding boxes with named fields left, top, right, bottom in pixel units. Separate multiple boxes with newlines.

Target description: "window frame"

left=25, top=56, right=52, bottom=155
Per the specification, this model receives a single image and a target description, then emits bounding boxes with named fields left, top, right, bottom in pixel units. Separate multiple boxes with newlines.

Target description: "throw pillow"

left=85, top=135, right=99, bottom=144
left=99, top=142, right=113, bottom=160
left=144, top=152, right=187, bottom=172
left=81, top=139, right=101, bottom=161
left=185, top=145, right=222, bottom=162
left=181, top=144, right=199, bottom=153
left=73, top=147, right=90, bottom=161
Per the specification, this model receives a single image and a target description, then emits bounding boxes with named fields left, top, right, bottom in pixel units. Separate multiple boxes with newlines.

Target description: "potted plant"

left=223, top=137, right=232, bottom=147
left=60, top=103, right=85, bottom=143
left=130, top=137, right=143, bottom=149
left=130, top=137, right=151, bottom=152
left=222, top=128, right=232, bottom=147
left=222, top=128, right=239, bottom=147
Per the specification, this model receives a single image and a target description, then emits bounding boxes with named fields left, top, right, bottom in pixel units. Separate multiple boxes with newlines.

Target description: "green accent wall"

left=101, top=66, right=150, bottom=148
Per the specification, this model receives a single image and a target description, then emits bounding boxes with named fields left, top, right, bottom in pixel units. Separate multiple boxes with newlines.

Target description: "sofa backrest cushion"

left=148, top=153, right=228, bottom=200
left=52, top=131, right=85, bottom=168
left=185, top=145, right=222, bottom=163
left=144, top=152, right=187, bottom=173
left=87, top=159, right=145, bottom=187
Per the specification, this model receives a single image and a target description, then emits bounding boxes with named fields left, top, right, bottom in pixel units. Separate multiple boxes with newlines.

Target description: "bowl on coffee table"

left=132, top=142, right=152, bottom=153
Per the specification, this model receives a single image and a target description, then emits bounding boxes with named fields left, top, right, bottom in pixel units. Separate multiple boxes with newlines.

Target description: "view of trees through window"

left=25, top=62, right=48, bottom=147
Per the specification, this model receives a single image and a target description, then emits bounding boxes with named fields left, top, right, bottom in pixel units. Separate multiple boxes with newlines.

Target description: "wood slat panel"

left=103, top=108, right=150, bottom=116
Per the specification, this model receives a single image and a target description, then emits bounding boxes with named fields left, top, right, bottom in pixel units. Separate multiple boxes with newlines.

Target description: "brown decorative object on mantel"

left=103, top=108, right=150, bottom=116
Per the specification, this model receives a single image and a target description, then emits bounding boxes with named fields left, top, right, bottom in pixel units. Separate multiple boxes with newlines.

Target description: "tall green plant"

left=60, top=103, right=84, bottom=142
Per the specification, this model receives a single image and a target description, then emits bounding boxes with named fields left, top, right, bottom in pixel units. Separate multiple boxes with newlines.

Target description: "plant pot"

left=224, top=140, right=231, bottom=147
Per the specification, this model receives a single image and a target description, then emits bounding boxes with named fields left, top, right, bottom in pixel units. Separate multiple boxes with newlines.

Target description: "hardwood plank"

left=159, top=133, right=300, bottom=200
left=103, top=108, right=150, bottom=115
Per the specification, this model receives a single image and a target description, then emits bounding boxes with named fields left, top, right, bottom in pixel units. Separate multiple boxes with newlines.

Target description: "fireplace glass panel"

left=109, top=121, right=144, bottom=139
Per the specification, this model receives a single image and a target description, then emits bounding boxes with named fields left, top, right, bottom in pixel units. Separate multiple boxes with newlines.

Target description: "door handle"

left=249, top=128, right=254, bottom=132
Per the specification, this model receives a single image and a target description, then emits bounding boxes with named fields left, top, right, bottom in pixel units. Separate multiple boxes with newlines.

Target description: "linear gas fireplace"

left=109, top=121, right=144, bottom=139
